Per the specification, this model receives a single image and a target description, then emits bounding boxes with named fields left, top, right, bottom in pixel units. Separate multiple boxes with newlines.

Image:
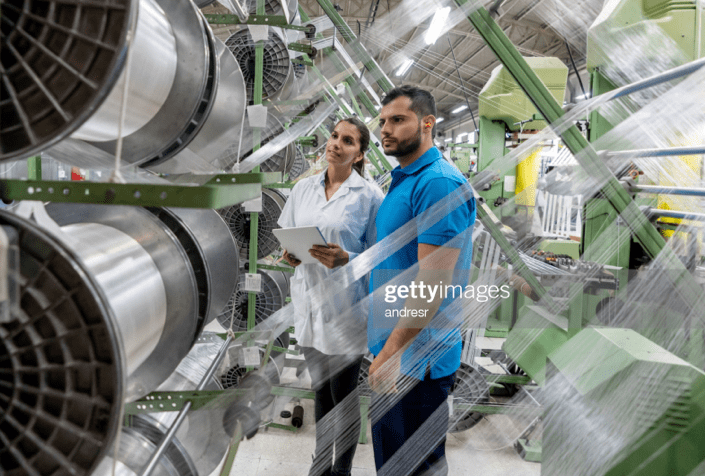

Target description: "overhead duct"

left=0, top=0, right=247, bottom=172
left=219, top=187, right=287, bottom=260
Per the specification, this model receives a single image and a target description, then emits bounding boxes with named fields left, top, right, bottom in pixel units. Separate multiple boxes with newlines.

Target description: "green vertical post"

left=219, top=422, right=243, bottom=476
left=568, top=283, right=584, bottom=339
left=587, top=70, right=616, bottom=143
left=248, top=0, right=266, bottom=350
left=27, top=155, right=41, bottom=181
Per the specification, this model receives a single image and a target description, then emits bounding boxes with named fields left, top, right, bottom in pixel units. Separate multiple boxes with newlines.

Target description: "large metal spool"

left=43, top=203, right=238, bottom=400
left=0, top=211, right=124, bottom=476
left=0, top=0, right=247, bottom=173
left=219, top=187, right=288, bottom=261
left=288, top=145, right=310, bottom=180
left=225, top=25, right=294, bottom=104
left=216, top=267, right=290, bottom=331
left=0, top=203, right=238, bottom=475
left=0, top=0, right=135, bottom=160
left=448, top=363, right=490, bottom=433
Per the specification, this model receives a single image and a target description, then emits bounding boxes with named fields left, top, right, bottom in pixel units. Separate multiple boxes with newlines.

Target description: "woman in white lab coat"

left=278, top=117, right=383, bottom=476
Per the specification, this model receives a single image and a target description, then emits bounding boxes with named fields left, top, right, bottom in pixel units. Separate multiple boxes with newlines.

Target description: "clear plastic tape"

left=531, top=0, right=603, bottom=54
left=234, top=58, right=705, bottom=474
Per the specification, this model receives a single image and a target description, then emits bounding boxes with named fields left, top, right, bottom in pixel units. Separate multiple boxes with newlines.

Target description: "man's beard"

left=385, top=122, right=422, bottom=157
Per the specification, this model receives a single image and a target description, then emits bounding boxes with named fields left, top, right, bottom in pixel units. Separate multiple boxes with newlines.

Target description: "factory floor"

left=207, top=329, right=540, bottom=476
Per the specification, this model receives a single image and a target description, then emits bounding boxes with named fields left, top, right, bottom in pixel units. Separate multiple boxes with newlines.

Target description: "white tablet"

left=273, top=226, right=329, bottom=264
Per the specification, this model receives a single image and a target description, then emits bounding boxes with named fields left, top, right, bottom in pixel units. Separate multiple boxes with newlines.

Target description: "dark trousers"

left=372, top=373, right=455, bottom=476
left=302, top=347, right=363, bottom=476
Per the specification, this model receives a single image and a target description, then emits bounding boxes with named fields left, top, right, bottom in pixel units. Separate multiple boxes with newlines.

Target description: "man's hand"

left=510, top=275, right=540, bottom=301
left=282, top=249, right=302, bottom=267
left=369, top=349, right=401, bottom=394
left=309, top=243, right=349, bottom=269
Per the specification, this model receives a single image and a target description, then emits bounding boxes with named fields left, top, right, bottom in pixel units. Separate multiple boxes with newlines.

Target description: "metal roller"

left=1, top=0, right=248, bottom=172
left=0, top=211, right=124, bottom=476
left=45, top=204, right=198, bottom=400
left=129, top=339, right=232, bottom=476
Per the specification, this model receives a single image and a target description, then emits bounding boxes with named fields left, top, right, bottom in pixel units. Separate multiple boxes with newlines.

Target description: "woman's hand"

left=282, top=249, right=302, bottom=267
left=309, top=243, right=349, bottom=269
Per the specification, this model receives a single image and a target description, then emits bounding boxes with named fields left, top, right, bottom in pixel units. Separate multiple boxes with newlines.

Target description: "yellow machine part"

left=657, top=137, right=702, bottom=240
left=515, top=147, right=542, bottom=206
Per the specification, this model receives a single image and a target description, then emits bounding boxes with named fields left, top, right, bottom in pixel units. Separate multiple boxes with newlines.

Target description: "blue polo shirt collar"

left=392, top=147, right=442, bottom=177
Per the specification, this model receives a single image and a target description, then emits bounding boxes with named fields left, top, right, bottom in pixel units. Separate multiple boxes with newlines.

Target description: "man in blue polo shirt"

left=368, top=86, right=476, bottom=475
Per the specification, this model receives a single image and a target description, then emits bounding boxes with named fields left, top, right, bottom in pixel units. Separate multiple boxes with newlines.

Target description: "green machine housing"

left=584, top=0, right=705, bottom=269
left=474, top=57, right=568, bottom=337
left=475, top=57, right=568, bottom=216
left=543, top=328, right=705, bottom=476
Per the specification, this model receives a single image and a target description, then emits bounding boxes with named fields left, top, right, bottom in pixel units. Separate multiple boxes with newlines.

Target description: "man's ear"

left=422, top=115, right=435, bottom=133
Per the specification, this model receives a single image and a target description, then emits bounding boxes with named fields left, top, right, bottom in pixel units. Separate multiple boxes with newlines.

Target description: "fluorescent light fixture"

left=396, top=58, right=414, bottom=77
left=435, top=117, right=444, bottom=123
left=425, top=7, right=451, bottom=45
left=456, top=132, right=468, bottom=139
left=452, top=105, right=468, bottom=114
left=444, top=138, right=452, bottom=142
left=364, top=117, right=372, bottom=122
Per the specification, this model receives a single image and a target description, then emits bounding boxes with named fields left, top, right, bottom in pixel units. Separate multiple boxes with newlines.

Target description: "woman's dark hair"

left=335, top=116, right=369, bottom=176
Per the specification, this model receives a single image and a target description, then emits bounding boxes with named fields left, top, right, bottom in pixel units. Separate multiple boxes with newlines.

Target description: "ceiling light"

left=396, top=58, right=414, bottom=77
left=444, top=138, right=452, bottom=142
left=452, top=105, right=468, bottom=114
left=435, top=117, right=444, bottom=123
left=425, top=7, right=451, bottom=45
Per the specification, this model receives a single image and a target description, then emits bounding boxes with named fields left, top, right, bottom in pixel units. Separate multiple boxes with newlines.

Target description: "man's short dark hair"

left=381, top=85, right=437, bottom=120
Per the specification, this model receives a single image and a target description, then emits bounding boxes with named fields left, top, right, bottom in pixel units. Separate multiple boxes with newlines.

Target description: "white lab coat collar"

left=315, top=169, right=366, bottom=201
